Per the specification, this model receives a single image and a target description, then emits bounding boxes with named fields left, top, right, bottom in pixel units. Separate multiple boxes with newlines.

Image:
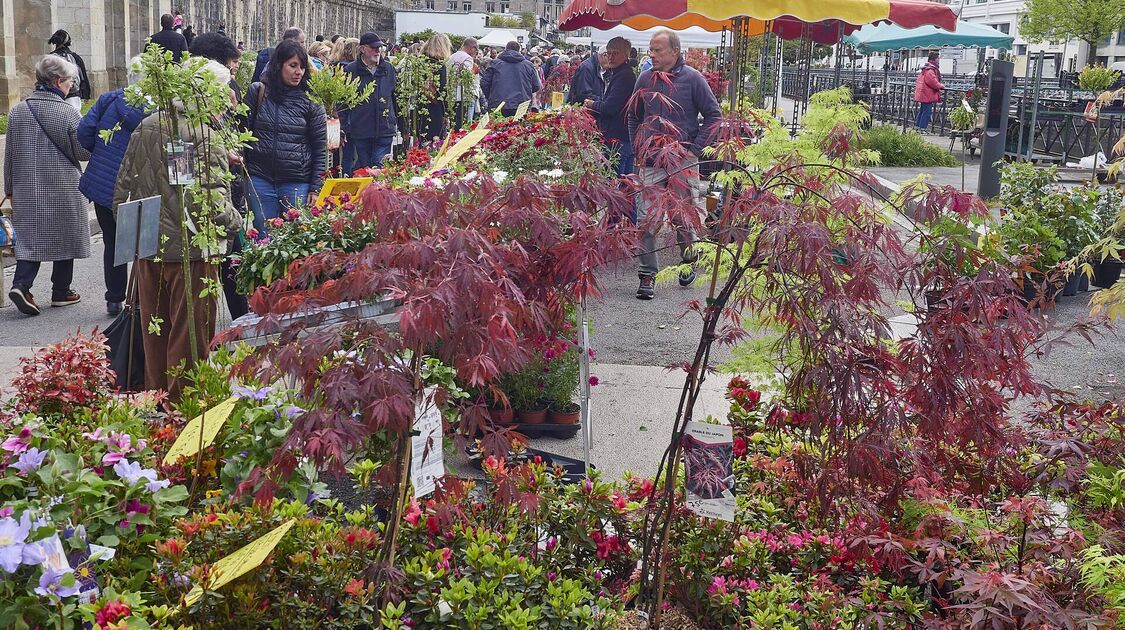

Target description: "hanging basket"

left=326, top=116, right=341, bottom=150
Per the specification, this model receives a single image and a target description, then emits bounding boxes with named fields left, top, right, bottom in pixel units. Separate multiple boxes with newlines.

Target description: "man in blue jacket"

left=627, top=30, right=721, bottom=300
left=567, top=46, right=604, bottom=105
left=481, top=41, right=541, bottom=117
left=341, top=32, right=398, bottom=172
left=585, top=36, right=636, bottom=177
left=77, top=60, right=148, bottom=315
left=252, top=27, right=305, bottom=83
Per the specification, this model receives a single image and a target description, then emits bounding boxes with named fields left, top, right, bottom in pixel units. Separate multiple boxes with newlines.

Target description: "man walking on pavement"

left=341, top=32, right=398, bottom=172
left=149, top=14, right=189, bottom=62
left=481, top=41, right=541, bottom=117
left=252, top=27, right=306, bottom=83
left=627, top=29, right=721, bottom=300
left=584, top=36, right=636, bottom=177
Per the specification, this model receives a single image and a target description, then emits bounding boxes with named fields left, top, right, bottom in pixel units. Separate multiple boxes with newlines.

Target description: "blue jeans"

left=615, top=142, right=634, bottom=177
left=916, top=102, right=934, bottom=130
left=247, top=177, right=310, bottom=234
left=345, top=137, right=394, bottom=175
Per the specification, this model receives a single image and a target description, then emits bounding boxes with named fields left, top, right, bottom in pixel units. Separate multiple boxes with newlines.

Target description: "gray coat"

left=4, top=89, right=91, bottom=261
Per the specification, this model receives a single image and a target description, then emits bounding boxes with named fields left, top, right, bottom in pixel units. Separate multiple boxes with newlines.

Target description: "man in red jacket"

left=914, top=52, right=943, bottom=131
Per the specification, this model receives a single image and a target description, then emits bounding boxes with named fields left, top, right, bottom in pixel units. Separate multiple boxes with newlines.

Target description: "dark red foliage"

left=219, top=166, right=638, bottom=493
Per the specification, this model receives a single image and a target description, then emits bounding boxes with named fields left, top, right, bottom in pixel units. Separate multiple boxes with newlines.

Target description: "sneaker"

left=107, top=301, right=122, bottom=316
left=8, top=288, right=40, bottom=316
left=678, top=252, right=699, bottom=287
left=51, top=291, right=81, bottom=307
left=636, top=275, right=655, bottom=300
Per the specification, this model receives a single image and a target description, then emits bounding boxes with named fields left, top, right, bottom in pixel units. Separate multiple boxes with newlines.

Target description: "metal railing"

left=780, top=67, right=1124, bottom=165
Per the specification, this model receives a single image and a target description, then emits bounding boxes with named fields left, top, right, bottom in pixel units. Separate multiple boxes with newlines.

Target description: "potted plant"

left=306, top=65, right=375, bottom=152
left=949, top=103, right=975, bottom=190
left=507, top=360, right=548, bottom=424
left=920, top=213, right=996, bottom=311
left=1080, top=184, right=1125, bottom=288
left=995, top=207, right=1066, bottom=302
left=543, top=344, right=581, bottom=424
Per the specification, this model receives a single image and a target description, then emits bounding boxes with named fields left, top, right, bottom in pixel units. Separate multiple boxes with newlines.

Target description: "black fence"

left=780, top=67, right=1124, bottom=165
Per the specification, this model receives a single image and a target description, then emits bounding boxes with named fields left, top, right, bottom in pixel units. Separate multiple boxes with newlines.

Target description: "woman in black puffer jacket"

left=244, top=40, right=326, bottom=234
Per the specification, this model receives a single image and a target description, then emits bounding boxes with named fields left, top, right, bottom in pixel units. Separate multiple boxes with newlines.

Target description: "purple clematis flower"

left=34, top=568, right=79, bottom=599
left=145, top=479, right=171, bottom=493
left=112, top=460, right=159, bottom=487
left=9, top=448, right=47, bottom=476
left=232, top=385, right=273, bottom=401
left=0, top=512, right=45, bottom=573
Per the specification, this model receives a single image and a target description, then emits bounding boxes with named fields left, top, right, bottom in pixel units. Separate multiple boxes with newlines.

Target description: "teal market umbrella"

left=842, top=20, right=1013, bottom=53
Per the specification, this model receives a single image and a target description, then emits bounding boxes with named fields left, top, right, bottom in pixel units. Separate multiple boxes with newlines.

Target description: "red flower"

left=155, top=537, right=186, bottom=560
left=95, top=600, right=131, bottom=627
left=344, top=578, right=365, bottom=597
left=733, top=436, right=748, bottom=459
left=588, top=375, right=600, bottom=386
left=404, top=498, right=422, bottom=526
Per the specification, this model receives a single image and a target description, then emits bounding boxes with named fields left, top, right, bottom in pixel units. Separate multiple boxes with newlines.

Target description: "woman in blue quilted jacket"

left=243, top=40, right=327, bottom=234
left=77, top=56, right=148, bottom=316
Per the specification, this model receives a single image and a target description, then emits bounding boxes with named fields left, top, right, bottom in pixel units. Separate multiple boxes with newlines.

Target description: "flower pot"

left=326, top=117, right=341, bottom=150
left=1091, top=260, right=1123, bottom=288
left=489, top=406, right=515, bottom=425
left=1020, top=273, right=1060, bottom=305
left=548, top=402, right=580, bottom=425
left=1061, top=272, right=1080, bottom=297
left=1078, top=273, right=1090, bottom=292
left=517, top=404, right=548, bottom=424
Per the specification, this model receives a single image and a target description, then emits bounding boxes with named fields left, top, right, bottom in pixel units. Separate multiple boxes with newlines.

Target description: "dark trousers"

left=94, top=203, right=128, bottom=303
left=221, top=233, right=249, bottom=320
left=137, top=259, right=217, bottom=402
left=13, top=259, right=74, bottom=300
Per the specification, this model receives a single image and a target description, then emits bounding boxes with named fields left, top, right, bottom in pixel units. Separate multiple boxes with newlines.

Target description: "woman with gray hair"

left=4, top=55, right=92, bottom=316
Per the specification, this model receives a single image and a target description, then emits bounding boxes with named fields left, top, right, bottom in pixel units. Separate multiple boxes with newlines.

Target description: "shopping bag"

left=104, top=303, right=145, bottom=391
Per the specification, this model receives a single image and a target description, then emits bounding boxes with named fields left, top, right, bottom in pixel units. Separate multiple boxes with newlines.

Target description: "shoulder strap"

left=28, top=102, right=81, bottom=168
left=249, top=82, right=266, bottom=128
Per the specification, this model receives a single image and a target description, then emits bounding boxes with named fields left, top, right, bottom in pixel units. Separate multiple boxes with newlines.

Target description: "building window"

left=486, top=0, right=495, bottom=9
left=462, top=0, right=472, bottom=9
left=1015, top=44, right=1027, bottom=56
left=988, top=23, right=1009, bottom=34
left=426, top=0, right=435, bottom=8
left=500, top=1, right=509, bottom=12
left=1117, top=30, right=1125, bottom=45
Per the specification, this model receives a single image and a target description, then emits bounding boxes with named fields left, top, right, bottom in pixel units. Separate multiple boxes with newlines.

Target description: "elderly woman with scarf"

left=4, top=55, right=91, bottom=316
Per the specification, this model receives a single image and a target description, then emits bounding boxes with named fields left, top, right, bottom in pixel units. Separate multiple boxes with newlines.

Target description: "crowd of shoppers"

left=1, top=14, right=725, bottom=401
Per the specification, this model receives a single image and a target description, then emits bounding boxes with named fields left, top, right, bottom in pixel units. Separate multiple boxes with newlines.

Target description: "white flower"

left=493, top=170, right=509, bottom=184
left=408, top=176, right=428, bottom=187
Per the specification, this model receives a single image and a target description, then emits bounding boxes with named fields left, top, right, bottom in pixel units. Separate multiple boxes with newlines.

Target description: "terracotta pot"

left=489, top=407, right=515, bottom=425
left=548, top=403, right=580, bottom=425
left=517, top=405, right=548, bottom=424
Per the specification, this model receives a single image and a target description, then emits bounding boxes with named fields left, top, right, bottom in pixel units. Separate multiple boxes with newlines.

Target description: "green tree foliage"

left=1019, top=0, right=1125, bottom=65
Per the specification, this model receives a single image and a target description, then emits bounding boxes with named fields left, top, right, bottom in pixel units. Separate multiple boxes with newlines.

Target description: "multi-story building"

left=955, top=0, right=1125, bottom=75
left=391, top=0, right=566, bottom=35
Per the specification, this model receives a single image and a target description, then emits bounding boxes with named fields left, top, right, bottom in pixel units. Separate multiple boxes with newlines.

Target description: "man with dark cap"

left=341, top=32, right=399, bottom=171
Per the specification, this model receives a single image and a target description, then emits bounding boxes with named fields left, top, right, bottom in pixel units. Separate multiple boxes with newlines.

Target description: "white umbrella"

left=478, top=29, right=519, bottom=48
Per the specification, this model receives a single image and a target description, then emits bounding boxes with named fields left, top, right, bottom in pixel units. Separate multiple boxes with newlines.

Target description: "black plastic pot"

left=1078, top=273, right=1090, bottom=292
left=1061, top=273, right=1080, bottom=297
left=1091, top=260, right=1123, bottom=288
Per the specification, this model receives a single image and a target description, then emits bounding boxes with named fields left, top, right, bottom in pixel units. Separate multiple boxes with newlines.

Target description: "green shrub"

left=864, top=125, right=958, bottom=167
left=0, top=113, right=8, bottom=135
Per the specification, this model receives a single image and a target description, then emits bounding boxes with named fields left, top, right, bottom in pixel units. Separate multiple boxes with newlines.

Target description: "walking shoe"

left=8, top=289, right=40, bottom=316
left=636, top=275, right=655, bottom=300
left=51, top=291, right=82, bottom=307
left=107, top=301, right=122, bottom=316
left=678, top=252, right=699, bottom=287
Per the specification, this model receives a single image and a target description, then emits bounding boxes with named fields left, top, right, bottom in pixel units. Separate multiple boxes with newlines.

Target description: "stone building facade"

left=0, top=0, right=392, bottom=109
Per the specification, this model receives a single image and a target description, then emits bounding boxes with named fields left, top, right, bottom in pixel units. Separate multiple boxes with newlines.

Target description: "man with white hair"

left=627, top=29, right=721, bottom=300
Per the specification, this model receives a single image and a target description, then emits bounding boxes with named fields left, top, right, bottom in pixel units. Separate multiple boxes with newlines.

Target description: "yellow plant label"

left=163, top=396, right=238, bottom=463
left=427, top=126, right=491, bottom=175
left=184, top=519, right=296, bottom=606
left=550, top=92, right=564, bottom=109
left=315, top=177, right=374, bottom=207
